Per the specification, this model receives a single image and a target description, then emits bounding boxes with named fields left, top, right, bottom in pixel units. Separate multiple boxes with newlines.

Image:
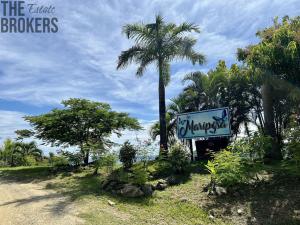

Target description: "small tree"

left=168, top=143, right=190, bottom=174
left=119, top=141, right=136, bottom=170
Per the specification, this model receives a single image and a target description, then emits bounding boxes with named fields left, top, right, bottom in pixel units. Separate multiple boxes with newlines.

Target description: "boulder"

left=166, top=175, right=181, bottom=185
left=107, top=200, right=116, bottom=206
left=237, top=208, right=243, bottom=215
left=215, top=186, right=227, bottom=196
left=141, top=184, right=154, bottom=196
left=155, top=179, right=168, bottom=190
left=120, top=184, right=144, bottom=198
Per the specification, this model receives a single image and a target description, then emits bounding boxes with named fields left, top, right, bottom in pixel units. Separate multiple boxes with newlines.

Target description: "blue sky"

left=0, top=0, right=299, bottom=153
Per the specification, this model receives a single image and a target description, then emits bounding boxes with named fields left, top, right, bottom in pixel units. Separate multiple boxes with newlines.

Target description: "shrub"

left=205, top=149, right=258, bottom=187
left=108, top=167, right=148, bottom=186
left=94, top=153, right=117, bottom=174
left=131, top=167, right=149, bottom=185
left=52, top=155, right=69, bottom=167
left=119, top=141, right=136, bottom=170
left=231, top=132, right=272, bottom=161
left=168, top=143, right=190, bottom=174
left=24, top=155, right=37, bottom=166
left=147, top=160, right=173, bottom=178
left=284, top=127, right=300, bottom=167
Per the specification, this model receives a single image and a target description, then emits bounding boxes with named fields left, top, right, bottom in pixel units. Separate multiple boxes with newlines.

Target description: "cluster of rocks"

left=203, top=183, right=245, bottom=198
left=101, top=179, right=155, bottom=198
left=102, top=175, right=180, bottom=198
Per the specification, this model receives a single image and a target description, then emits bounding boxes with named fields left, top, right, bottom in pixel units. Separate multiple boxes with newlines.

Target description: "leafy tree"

left=15, top=129, right=34, bottom=141
left=117, top=15, right=205, bottom=152
left=181, top=61, right=254, bottom=137
left=237, top=16, right=300, bottom=159
left=25, top=98, right=141, bottom=165
left=119, top=141, right=136, bottom=170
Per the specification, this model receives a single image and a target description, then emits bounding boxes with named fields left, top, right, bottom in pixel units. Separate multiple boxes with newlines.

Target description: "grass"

left=1, top=162, right=300, bottom=225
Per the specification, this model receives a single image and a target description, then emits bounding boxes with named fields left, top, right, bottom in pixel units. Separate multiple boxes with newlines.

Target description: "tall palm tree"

left=150, top=93, right=188, bottom=146
left=117, top=15, right=205, bottom=152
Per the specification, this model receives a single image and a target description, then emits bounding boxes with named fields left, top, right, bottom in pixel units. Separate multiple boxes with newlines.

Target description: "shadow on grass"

left=0, top=160, right=210, bottom=215
left=203, top=170, right=300, bottom=225
left=0, top=166, right=54, bottom=183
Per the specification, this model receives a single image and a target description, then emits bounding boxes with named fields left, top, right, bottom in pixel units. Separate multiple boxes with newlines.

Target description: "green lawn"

left=1, top=163, right=300, bottom=225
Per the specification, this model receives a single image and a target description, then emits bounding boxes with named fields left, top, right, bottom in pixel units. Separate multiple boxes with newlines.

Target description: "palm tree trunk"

left=261, top=82, right=282, bottom=160
left=158, top=58, right=168, bottom=154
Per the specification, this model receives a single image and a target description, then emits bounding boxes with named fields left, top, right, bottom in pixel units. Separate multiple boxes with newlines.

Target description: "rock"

left=237, top=209, right=243, bottom=215
left=107, top=200, right=116, bottom=206
left=155, top=179, right=168, bottom=191
left=166, top=175, right=180, bottom=185
left=120, top=184, right=144, bottom=198
left=209, top=215, right=214, bottom=220
left=209, top=209, right=216, bottom=216
left=233, top=191, right=241, bottom=197
left=250, top=217, right=257, bottom=223
left=141, top=184, right=154, bottom=196
left=215, top=186, right=227, bottom=196
left=101, top=180, right=111, bottom=189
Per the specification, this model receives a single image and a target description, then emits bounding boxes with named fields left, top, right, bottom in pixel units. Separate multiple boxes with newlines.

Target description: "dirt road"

left=0, top=179, right=84, bottom=225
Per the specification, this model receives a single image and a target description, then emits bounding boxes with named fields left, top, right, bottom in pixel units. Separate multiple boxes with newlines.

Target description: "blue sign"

left=177, top=107, right=231, bottom=139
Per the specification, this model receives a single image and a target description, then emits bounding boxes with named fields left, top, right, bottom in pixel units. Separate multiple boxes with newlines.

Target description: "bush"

left=284, top=127, right=300, bottom=167
left=168, top=143, right=190, bottom=174
left=147, top=160, right=173, bottom=179
left=131, top=167, right=149, bottom=185
left=108, top=167, right=148, bottom=186
left=52, top=155, right=69, bottom=168
left=205, top=149, right=259, bottom=187
left=231, top=132, right=273, bottom=161
left=94, top=153, right=117, bottom=174
left=24, top=155, right=37, bottom=166
left=119, top=141, right=136, bottom=170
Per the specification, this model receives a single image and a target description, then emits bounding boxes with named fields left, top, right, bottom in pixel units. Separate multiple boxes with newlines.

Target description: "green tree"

left=237, top=16, right=300, bottom=159
left=117, top=15, right=205, bottom=152
left=119, top=141, right=136, bottom=170
left=181, top=61, right=254, bottom=137
left=25, top=98, right=141, bottom=165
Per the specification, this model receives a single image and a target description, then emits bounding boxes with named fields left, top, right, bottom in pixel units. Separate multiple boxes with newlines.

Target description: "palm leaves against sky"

left=117, top=15, right=205, bottom=151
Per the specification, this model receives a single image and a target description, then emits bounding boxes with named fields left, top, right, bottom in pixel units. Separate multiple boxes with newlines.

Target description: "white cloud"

left=0, top=110, right=28, bottom=140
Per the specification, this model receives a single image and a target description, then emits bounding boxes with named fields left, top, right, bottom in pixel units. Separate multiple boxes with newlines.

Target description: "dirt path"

left=0, top=179, right=84, bottom=225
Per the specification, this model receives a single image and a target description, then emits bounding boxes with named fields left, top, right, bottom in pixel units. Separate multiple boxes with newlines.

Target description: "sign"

left=177, top=107, right=231, bottom=139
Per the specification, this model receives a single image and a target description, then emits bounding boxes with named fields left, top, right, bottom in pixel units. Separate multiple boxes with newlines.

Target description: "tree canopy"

left=25, top=98, right=141, bottom=164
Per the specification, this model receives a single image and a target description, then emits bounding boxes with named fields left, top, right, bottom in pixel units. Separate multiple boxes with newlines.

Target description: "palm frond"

left=173, top=22, right=200, bottom=35
left=117, top=45, right=144, bottom=69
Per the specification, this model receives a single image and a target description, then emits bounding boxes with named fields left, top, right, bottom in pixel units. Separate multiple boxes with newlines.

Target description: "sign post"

left=177, top=107, right=231, bottom=139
